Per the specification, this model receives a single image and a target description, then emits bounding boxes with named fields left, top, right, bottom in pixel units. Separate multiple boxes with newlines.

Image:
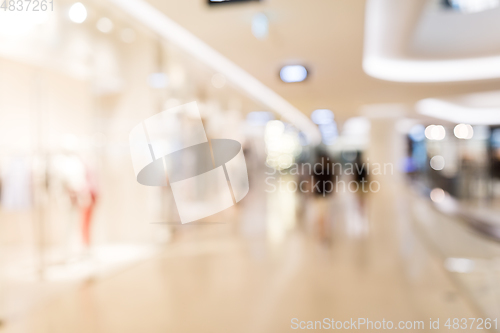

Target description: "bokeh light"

left=69, top=2, right=88, bottom=24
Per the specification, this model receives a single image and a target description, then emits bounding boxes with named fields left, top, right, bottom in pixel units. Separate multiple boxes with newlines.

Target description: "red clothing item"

left=81, top=192, right=97, bottom=247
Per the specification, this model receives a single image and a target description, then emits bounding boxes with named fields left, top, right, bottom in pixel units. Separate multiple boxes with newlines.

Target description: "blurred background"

left=1, top=0, right=500, bottom=332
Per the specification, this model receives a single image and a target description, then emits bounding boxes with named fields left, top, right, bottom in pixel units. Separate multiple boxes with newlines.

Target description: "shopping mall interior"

left=1, top=0, right=500, bottom=332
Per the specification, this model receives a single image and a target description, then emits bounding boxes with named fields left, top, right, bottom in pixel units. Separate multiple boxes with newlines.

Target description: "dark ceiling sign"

left=208, top=0, right=261, bottom=5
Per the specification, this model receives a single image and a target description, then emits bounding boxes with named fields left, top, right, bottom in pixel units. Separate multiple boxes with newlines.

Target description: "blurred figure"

left=353, top=152, right=369, bottom=217
left=53, top=136, right=98, bottom=257
left=311, top=148, right=336, bottom=243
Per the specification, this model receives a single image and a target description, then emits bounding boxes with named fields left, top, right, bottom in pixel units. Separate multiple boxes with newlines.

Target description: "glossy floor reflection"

left=0, top=179, right=481, bottom=333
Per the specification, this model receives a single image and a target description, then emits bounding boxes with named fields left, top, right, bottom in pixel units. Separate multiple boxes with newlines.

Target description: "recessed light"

left=430, top=188, right=446, bottom=203
left=425, top=125, right=446, bottom=141
left=280, top=65, right=308, bottom=83
left=311, top=109, right=334, bottom=125
left=69, top=2, right=87, bottom=24
left=430, top=156, right=445, bottom=171
left=454, top=124, right=474, bottom=140
left=252, top=13, right=268, bottom=40
left=97, top=17, right=114, bottom=33
left=148, top=73, right=169, bottom=89
left=246, top=112, right=274, bottom=126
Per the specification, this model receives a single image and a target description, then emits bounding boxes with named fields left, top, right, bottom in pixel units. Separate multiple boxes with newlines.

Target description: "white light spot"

left=454, top=123, right=474, bottom=140
left=425, top=125, right=446, bottom=141
left=280, top=65, right=308, bottom=83
left=97, top=17, right=114, bottom=33
left=450, top=0, right=500, bottom=13
left=265, top=120, right=285, bottom=139
left=69, top=2, right=87, bottom=24
left=211, top=73, right=226, bottom=89
left=445, top=257, right=475, bottom=273
left=430, top=188, right=446, bottom=203
left=311, top=109, right=334, bottom=125
left=246, top=112, right=274, bottom=126
left=430, top=155, right=445, bottom=171
left=148, top=73, right=169, bottom=89
left=252, top=13, right=268, bottom=40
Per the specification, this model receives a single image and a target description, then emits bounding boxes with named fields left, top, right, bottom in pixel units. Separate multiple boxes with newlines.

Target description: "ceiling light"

left=449, top=0, right=500, bottom=13
left=148, top=73, right=168, bottom=89
left=417, top=98, right=500, bottom=125
left=363, top=0, right=500, bottom=82
left=430, top=156, right=445, bottom=171
left=280, top=65, right=308, bottom=83
left=311, top=109, right=334, bottom=125
left=454, top=124, right=474, bottom=140
left=430, top=188, right=446, bottom=203
left=425, top=125, right=435, bottom=140
left=69, top=2, right=87, bottom=24
left=252, top=13, right=268, bottom=40
left=311, top=109, right=337, bottom=145
left=425, top=125, right=446, bottom=141
left=246, top=112, right=274, bottom=126
left=444, top=258, right=475, bottom=273
left=97, top=17, right=114, bottom=33
left=265, top=120, right=285, bottom=139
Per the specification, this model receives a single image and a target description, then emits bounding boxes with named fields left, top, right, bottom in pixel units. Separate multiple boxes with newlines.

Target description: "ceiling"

left=144, top=0, right=500, bottom=121
left=363, top=0, right=500, bottom=82
left=411, top=4, right=500, bottom=58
